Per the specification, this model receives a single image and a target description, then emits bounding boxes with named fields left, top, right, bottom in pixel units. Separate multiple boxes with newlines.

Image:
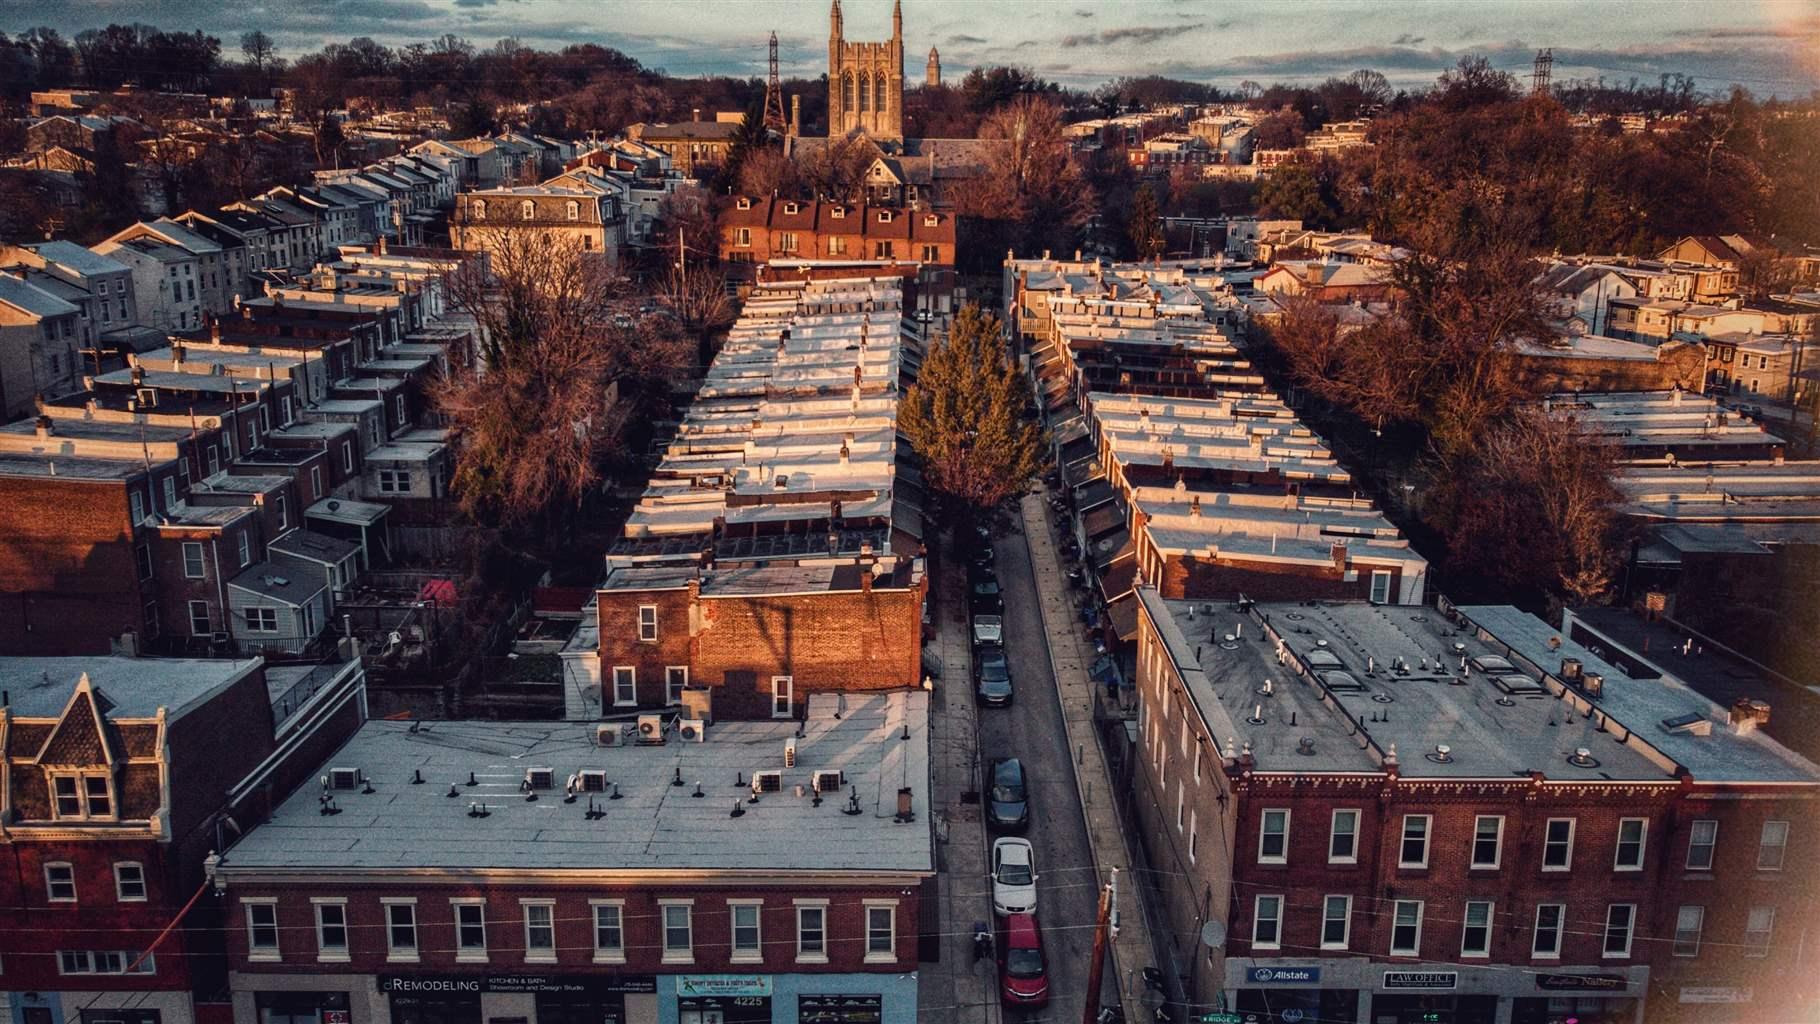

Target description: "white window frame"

left=1471, top=815, right=1504, bottom=869
left=383, top=898, right=419, bottom=962
left=1369, top=569, right=1392, bottom=603
left=1389, top=899, right=1424, bottom=956
left=521, top=899, right=557, bottom=963
left=451, top=898, right=487, bottom=961
left=1250, top=894, right=1282, bottom=950
left=771, top=675, right=794, bottom=719
left=1686, top=819, right=1718, bottom=870
left=183, top=541, right=206, bottom=579
left=1602, top=904, right=1635, bottom=959
left=189, top=599, right=212, bottom=636
left=1532, top=903, right=1565, bottom=959
left=1320, top=894, right=1351, bottom=950
left=660, top=899, right=694, bottom=964
left=590, top=899, right=626, bottom=963
left=1758, top=820, right=1788, bottom=871
left=312, top=898, right=350, bottom=962
left=863, top=900, right=896, bottom=963
left=794, top=899, right=829, bottom=963
left=1258, top=808, right=1289, bottom=864
left=1743, top=905, right=1775, bottom=956
left=1399, top=814, right=1431, bottom=869
left=1614, top=817, right=1647, bottom=871
left=1329, top=808, right=1359, bottom=864
left=666, top=666, right=689, bottom=705
left=637, top=604, right=658, bottom=641
left=1188, top=809, right=1199, bottom=864
left=247, top=606, right=279, bottom=633
left=728, top=899, right=764, bottom=964
left=45, top=862, right=77, bottom=902
left=1542, top=817, right=1576, bottom=871
left=50, top=772, right=115, bottom=821
left=1461, top=901, right=1493, bottom=959
left=611, top=665, right=637, bottom=707
left=1175, top=782, right=1185, bottom=832
left=1673, top=905, right=1703, bottom=957
left=244, top=898, right=280, bottom=960
left=113, top=862, right=146, bottom=902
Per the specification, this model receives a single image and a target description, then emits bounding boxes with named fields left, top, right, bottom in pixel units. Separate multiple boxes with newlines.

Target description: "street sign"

left=1198, top=1015, right=1242, bottom=1024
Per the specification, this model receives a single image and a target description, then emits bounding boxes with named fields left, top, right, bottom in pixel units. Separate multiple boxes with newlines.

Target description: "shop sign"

left=1383, top=971, right=1457, bottom=990
left=378, top=975, right=656, bottom=996
left=322, top=1013, right=350, bottom=1024
left=1537, top=974, right=1627, bottom=992
left=1247, top=966, right=1320, bottom=985
left=1679, top=987, right=1752, bottom=1004
left=676, top=975, right=772, bottom=998
left=799, top=995, right=882, bottom=1024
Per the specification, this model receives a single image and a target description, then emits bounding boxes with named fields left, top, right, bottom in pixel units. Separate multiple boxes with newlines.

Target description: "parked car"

left=970, top=544, right=996, bottom=568
left=972, top=614, right=1004, bottom=646
left=991, top=837, right=1038, bottom=915
left=986, top=757, right=1029, bottom=831
left=970, top=558, right=998, bottom=583
left=999, top=912, right=1049, bottom=1007
left=970, top=579, right=1004, bottom=615
left=975, top=647, right=1014, bottom=706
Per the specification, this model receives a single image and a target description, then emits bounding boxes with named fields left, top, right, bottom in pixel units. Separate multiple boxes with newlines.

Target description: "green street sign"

left=1199, top=1015, right=1243, bottom=1024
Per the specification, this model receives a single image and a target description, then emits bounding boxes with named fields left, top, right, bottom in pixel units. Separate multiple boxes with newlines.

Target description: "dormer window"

left=736, top=197, right=752, bottom=210
left=877, top=210, right=893, bottom=223
left=783, top=201, right=800, bottom=215
left=924, top=214, right=939, bottom=227
left=566, top=200, right=580, bottom=221
left=830, top=207, right=845, bottom=219
left=50, top=772, right=115, bottom=820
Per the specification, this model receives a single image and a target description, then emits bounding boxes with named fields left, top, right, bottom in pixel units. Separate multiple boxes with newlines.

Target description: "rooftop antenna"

left=1531, top=48, right=1554, bottom=96
left=764, top=32, right=787, bottom=134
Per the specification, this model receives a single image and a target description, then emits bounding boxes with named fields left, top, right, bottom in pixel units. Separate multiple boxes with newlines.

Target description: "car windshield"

left=976, top=615, right=1002, bottom=629
left=998, top=861, right=1033, bottom=886
left=1006, top=948, right=1045, bottom=978
left=991, top=784, right=1024, bottom=803
left=974, top=582, right=1000, bottom=595
left=980, top=665, right=1010, bottom=683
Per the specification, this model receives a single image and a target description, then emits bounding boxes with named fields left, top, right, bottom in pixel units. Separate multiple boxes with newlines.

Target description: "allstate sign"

left=1248, top=966, right=1321, bottom=984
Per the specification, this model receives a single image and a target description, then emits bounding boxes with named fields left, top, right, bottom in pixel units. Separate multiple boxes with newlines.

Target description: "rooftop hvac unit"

left=596, top=723, right=626, bottom=747
left=679, top=718, right=706, bottom=742
left=635, top=714, right=665, bottom=744
left=784, top=736, right=798, bottom=768
left=524, top=767, right=554, bottom=790
left=578, top=769, right=608, bottom=791
left=753, top=769, right=783, bottom=793
left=812, top=770, right=844, bottom=794
left=327, top=767, right=360, bottom=790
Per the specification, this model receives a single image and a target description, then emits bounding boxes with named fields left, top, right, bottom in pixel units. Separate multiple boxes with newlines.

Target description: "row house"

left=451, top=186, right=625, bottom=262
left=408, top=139, right=486, bottom=189
left=546, top=165, right=681, bottom=248
left=0, top=272, right=85, bottom=418
left=100, top=220, right=234, bottom=319
left=213, top=691, right=930, bottom=1024
left=90, top=236, right=204, bottom=333
left=1255, top=260, right=1396, bottom=303
left=0, top=241, right=141, bottom=343
left=0, top=652, right=368, bottom=1024
left=1131, top=593, right=1820, bottom=1024
left=719, top=198, right=955, bottom=278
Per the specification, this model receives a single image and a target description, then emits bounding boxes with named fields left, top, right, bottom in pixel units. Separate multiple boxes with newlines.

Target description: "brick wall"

left=0, top=475, right=145, bottom=654
left=1162, top=553, right=1396, bottom=603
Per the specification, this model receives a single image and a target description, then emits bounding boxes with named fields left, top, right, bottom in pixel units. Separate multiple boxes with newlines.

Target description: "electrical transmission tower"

left=1531, top=48, right=1554, bottom=96
left=764, top=31, right=786, bottom=133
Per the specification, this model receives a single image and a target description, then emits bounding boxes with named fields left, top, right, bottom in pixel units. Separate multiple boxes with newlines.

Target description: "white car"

left=972, top=614, right=1003, bottom=646
left=991, top=837, right=1038, bottom=916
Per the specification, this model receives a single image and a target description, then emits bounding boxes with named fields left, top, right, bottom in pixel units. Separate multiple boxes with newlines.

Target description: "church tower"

left=827, top=0, right=905, bottom=139
left=926, top=46, right=940, bottom=87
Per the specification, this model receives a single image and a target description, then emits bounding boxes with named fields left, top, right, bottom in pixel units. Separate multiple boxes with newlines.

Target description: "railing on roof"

left=272, top=660, right=350, bottom=726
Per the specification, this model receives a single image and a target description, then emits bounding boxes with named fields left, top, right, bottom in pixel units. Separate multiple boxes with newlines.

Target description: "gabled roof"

left=0, top=274, right=78, bottom=318
left=23, top=240, right=127, bottom=278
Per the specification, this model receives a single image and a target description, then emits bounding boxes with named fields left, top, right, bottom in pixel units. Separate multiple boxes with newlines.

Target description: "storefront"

left=378, top=974, right=655, bottom=1024
left=257, top=991, right=352, bottom=1024
left=1224, top=961, right=1647, bottom=1024
left=665, top=974, right=914, bottom=1024
left=1369, top=972, right=1496, bottom=1024
left=1512, top=974, right=1639, bottom=1024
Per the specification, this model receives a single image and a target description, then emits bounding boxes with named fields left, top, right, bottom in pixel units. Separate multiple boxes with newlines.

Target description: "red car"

left=999, top=912, right=1049, bottom=1007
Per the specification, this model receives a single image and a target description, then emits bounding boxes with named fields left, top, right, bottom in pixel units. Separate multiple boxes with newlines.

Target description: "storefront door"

left=1370, top=994, right=1497, bottom=1024
left=256, top=991, right=352, bottom=1024
left=1237, top=987, right=1358, bottom=1024
left=1512, top=996, right=1638, bottom=1024
left=678, top=997, right=769, bottom=1024
left=392, top=992, right=484, bottom=1024
left=533, top=991, right=625, bottom=1024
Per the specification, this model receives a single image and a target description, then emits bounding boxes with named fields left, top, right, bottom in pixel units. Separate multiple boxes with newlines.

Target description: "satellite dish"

left=327, top=500, right=341, bottom=511
left=1201, top=920, right=1226, bottom=948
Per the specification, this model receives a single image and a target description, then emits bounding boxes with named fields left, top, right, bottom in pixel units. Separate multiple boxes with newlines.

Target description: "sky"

left=4, top=0, right=1819, bottom=98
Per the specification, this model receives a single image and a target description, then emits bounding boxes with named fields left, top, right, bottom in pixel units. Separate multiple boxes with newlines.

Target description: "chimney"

left=1161, top=445, right=1174, bottom=476
left=692, top=108, right=702, bottom=122
left=790, top=95, right=801, bottom=137
left=34, top=415, right=52, bottom=439
left=1330, top=540, right=1347, bottom=571
left=1190, top=494, right=1201, bottom=517
left=1728, top=698, right=1771, bottom=735
left=839, top=443, right=850, bottom=466
left=376, top=235, right=387, bottom=256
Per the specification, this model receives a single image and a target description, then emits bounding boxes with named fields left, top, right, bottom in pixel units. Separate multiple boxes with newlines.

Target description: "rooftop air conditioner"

left=679, top=718, right=706, bottom=742
left=635, top=714, right=665, bottom=745
left=812, top=770, right=844, bottom=794
left=596, top=723, right=625, bottom=746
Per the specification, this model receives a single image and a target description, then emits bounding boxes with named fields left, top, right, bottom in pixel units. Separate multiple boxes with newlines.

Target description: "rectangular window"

left=46, top=863, right=77, bottom=902
left=84, top=775, right=110, bottom=817
left=522, top=901, right=555, bottom=961
left=865, top=903, right=896, bottom=961
left=277, top=494, right=288, bottom=530
left=771, top=675, right=794, bottom=718
left=237, top=531, right=251, bottom=567
left=310, top=465, right=324, bottom=496
left=164, top=476, right=178, bottom=509
left=796, top=903, right=827, bottom=961
left=734, top=228, right=752, bottom=247
left=1472, top=815, right=1504, bottom=869
left=1390, top=900, right=1423, bottom=956
left=130, top=489, right=145, bottom=525
left=1687, top=819, right=1717, bottom=870
left=1543, top=818, right=1576, bottom=871
left=1258, top=809, right=1289, bottom=863
left=1188, top=809, right=1199, bottom=863
left=1400, top=814, right=1431, bottom=868
left=1320, top=895, right=1350, bottom=950
left=1615, top=818, right=1647, bottom=871
left=778, top=232, right=798, bottom=253
left=1461, top=901, right=1493, bottom=958
left=385, top=901, right=418, bottom=959
left=1744, top=906, right=1775, bottom=955
left=53, top=776, right=82, bottom=817
left=666, top=666, right=689, bottom=704
left=1673, top=906, right=1703, bottom=957
left=245, top=901, right=279, bottom=958
left=591, top=901, right=625, bottom=962
left=378, top=469, right=412, bottom=493
left=1369, top=569, right=1392, bottom=603
left=1758, top=821, right=1788, bottom=870
left=137, top=543, right=154, bottom=580
left=315, top=900, right=349, bottom=959
left=1251, top=895, right=1282, bottom=950
left=342, top=441, right=354, bottom=472
left=114, top=863, right=146, bottom=902
left=921, top=244, right=940, bottom=263
left=662, top=902, right=693, bottom=963
left=454, top=901, right=486, bottom=959
left=184, top=542, right=206, bottom=579
left=1175, top=783, right=1185, bottom=832
left=1533, top=904, right=1565, bottom=958
left=612, top=666, right=636, bottom=706
left=1603, top=904, right=1635, bottom=958
left=730, top=901, right=763, bottom=963
left=247, top=607, right=279, bottom=632
left=1329, top=809, right=1358, bottom=863
left=638, top=604, right=658, bottom=641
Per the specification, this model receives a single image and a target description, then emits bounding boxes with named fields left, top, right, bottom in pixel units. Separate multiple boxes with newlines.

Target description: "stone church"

left=828, top=0, right=905, bottom=139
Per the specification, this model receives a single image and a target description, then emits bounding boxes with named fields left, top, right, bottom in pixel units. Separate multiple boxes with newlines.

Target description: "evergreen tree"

left=718, top=103, right=771, bottom=193
left=1128, top=183, right=1164, bottom=261
left=899, top=305, right=1045, bottom=528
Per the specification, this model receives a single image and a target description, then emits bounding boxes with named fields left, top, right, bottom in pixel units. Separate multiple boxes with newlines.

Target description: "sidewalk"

left=919, top=531, right=1001, bottom=1024
left=1019, top=492, right=1156, bottom=1024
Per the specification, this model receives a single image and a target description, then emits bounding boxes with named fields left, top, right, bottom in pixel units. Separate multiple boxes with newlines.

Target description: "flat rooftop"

left=0, top=656, right=262, bottom=720
left=216, top=691, right=933, bottom=876
left=1619, top=461, right=1820, bottom=523
left=1549, top=390, right=1785, bottom=453
left=1088, top=391, right=1351, bottom=484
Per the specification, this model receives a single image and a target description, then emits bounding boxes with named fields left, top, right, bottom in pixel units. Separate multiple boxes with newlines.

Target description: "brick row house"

left=720, top=198, right=954, bottom=270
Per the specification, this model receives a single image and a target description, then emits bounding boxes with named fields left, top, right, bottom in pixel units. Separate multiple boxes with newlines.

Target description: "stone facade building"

left=828, top=0, right=905, bottom=139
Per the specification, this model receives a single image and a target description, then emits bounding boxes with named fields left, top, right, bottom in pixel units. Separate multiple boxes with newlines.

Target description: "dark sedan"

left=986, top=757, right=1029, bottom=831
left=975, top=647, right=1014, bottom=706
left=970, top=579, right=1005, bottom=616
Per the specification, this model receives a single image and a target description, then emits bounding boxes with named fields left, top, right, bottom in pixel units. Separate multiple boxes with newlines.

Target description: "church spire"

left=892, top=0, right=902, bottom=39
left=831, top=0, right=843, bottom=40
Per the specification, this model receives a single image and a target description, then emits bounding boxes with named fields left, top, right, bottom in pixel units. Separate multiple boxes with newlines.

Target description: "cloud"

left=1061, top=23, right=1201, bottom=49
left=453, top=0, right=496, bottom=7
left=1392, top=33, right=1424, bottom=45
left=1075, top=9, right=1093, bottom=17
left=948, top=33, right=987, bottom=45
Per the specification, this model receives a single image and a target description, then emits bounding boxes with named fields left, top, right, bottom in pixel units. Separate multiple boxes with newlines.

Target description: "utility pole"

left=1531, top=48, right=1554, bottom=96
left=1082, top=867, right=1119, bottom=1024
left=763, top=31, right=787, bottom=134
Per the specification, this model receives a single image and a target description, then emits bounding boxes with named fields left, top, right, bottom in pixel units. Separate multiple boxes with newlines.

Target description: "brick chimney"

left=1330, top=541, right=1348, bottom=571
left=1728, top=698, right=1771, bottom=736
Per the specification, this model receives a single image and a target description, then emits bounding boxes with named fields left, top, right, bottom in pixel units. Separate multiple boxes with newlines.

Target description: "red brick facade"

left=720, top=198, right=956, bottom=268
left=0, top=475, right=147, bottom=655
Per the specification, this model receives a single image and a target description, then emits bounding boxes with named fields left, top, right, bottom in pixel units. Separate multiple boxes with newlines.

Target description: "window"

left=1614, top=818, right=1647, bottom=871
left=591, top=901, right=625, bottom=962
left=130, top=489, right=145, bottom=525
left=189, top=600, right=212, bottom=636
left=873, top=240, right=895, bottom=259
left=208, top=446, right=220, bottom=476
left=638, top=604, right=658, bottom=641
left=385, top=900, right=418, bottom=959
left=771, top=675, right=794, bottom=718
left=1399, top=814, right=1431, bottom=868
left=734, top=228, right=752, bottom=247
left=1258, top=809, right=1289, bottom=863
left=666, top=666, right=689, bottom=705
left=1472, top=816, right=1504, bottom=869
left=245, top=900, right=279, bottom=958
left=246, top=607, right=279, bottom=633
left=1673, top=906, right=1703, bottom=957
left=114, top=863, right=146, bottom=902
left=277, top=494, right=288, bottom=530
left=865, top=902, right=896, bottom=961
left=828, top=236, right=847, bottom=256
left=921, top=244, right=940, bottom=263
left=237, top=531, right=251, bottom=567
left=1543, top=818, right=1575, bottom=870
left=1461, top=902, right=1493, bottom=958
left=46, top=863, right=77, bottom=902
left=661, top=902, right=693, bottom=963
left=1320, top=895, right=1350, bottom=949
left=520, top=200, right=535, bottom=220
left=341, top=441, right=354, bottom=472
left=779, top=232, right=799, bottom=253
left=314, top=900, right=349, bottom=959
left=310, top=466, right=324, bottom=496
left=1686, top=819, right=1717, bottom=870
left=565, top=200, right=580, bottom=221
left=1369, top=570, right=1392, bottom=603
left=1758, top=820, right=1788, bottom=870
left=1533, top=904, right=1565, bottom=957
left=1188, top=809, right=1199, bottom=863
left=1602, top=904, right=1634, bottom=958
left=612, top=666, right=636, bottom=706
left=59, top=950, right=154, bottom=975
left=1251, top=895, right=1282, bottom=949
left=453, top=901, right=487, bottom=959
left=730, top=901, right=763, bottom=963
left=1175, top=783, right=1185, bottom=832
left=1329, top=809, right=1358, bottom=863
left=522, top=901, right=555, bottom=961
left=378, top=469, right=412, bottom=493
left=796, top=902, right=827, bottom=961
left=52, top=774, right=113, bottom=820
left=1390, top=900, right=1423, bottom=956
left=1744, top=906, right=1775, bottom=955
left=183, top=542, right=206, bottom=579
